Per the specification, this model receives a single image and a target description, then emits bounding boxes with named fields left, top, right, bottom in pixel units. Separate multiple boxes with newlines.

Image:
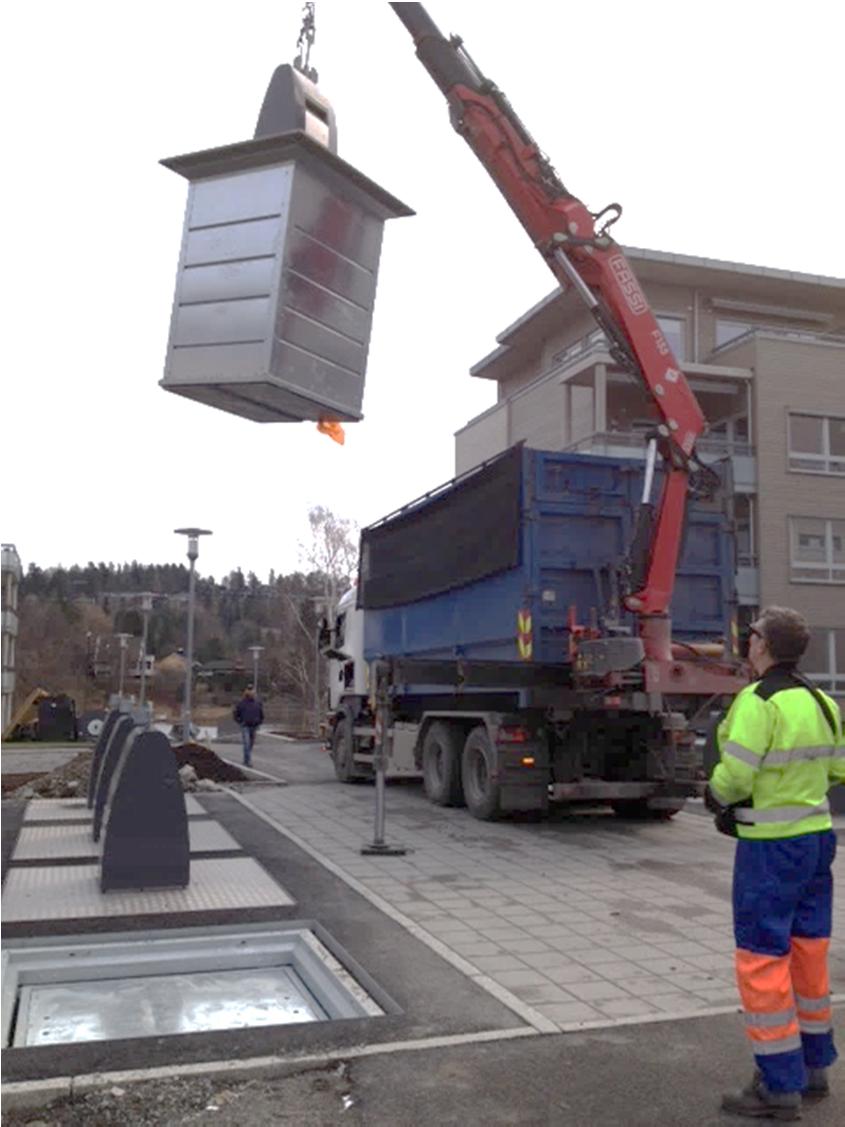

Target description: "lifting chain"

left=293, top=1, right=318, bottom=82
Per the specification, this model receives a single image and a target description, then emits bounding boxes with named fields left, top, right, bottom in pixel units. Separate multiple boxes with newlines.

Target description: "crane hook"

left=294, top=1, right=318, bottom=83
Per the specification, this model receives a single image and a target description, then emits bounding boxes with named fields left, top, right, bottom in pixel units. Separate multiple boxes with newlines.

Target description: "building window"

left=789, top=517, right=845, bottom=584
left=715, top=319, right=753, bottom=348
left=734, top=495, right=756, bottom=566
left=657, top=316, right=685, bottom=362
left=788, top=413, right=845, bottom=475
left=804, top=627, right=845, bottom=698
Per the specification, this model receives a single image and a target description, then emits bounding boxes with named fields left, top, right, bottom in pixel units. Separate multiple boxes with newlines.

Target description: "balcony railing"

left=566, top=430, right=754, bottom=459
left=710, top=327, right=845, bottom=360
left=551, top=329, right=609, bottom=367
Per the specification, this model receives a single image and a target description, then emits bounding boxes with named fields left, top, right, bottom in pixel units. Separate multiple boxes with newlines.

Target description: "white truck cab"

left=323, top=588, right=369, bottom=711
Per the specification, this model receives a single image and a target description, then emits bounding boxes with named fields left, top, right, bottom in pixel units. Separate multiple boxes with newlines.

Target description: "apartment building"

left=2, top=543, right=23, bottom=731
left=455, top=248, right=845, bottom=696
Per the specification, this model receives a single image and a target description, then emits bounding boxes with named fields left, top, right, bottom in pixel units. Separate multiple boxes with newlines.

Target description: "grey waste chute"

left=86, top=709, right=121, bottom=809
left=100, top=729, right=190, bottom=893
left=254, top=63, right=338, bottom=152
left=92, top=715, right=135, bottom=843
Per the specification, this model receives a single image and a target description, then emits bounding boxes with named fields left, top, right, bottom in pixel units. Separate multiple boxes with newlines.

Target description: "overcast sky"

left=3, top=0, right=842, bottom=583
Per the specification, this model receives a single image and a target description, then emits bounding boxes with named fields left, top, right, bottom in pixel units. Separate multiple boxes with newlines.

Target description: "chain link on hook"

left=293, top=2, right=318, bottom=83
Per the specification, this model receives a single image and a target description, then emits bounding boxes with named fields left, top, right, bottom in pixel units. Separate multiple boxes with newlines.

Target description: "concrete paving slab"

left=22, top=794, right=207, bottom=822
left=1, top=857, right=292, bottom=922
left=10, top=819, right=242, bottom=862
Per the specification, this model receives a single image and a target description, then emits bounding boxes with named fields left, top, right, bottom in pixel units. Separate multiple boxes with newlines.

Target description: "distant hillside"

left=16, top=561, right=345, bottom=729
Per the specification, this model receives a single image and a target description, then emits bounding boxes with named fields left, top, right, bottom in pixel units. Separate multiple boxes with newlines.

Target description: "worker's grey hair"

left=755, top=606, right=810, bottom=665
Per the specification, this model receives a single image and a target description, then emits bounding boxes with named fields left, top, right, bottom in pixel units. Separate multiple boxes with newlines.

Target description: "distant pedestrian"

left=234, top=686, right=263, bottom=767
left=705, top=606, right=843, bottom=1120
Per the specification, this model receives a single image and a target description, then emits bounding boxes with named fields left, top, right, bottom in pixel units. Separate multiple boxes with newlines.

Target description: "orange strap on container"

left=317, top=419, right=345, bottom=445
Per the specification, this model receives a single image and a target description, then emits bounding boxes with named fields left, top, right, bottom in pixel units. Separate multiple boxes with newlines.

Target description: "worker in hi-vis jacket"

left=705, top=605, right=844, bottom=1120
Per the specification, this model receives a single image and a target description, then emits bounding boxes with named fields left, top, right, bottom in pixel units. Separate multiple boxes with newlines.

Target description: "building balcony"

left=708, top=325, right=845, bottom=364
left=564, top=431, right=757, bottom=491
left=456, top=324, right=758, bottom=486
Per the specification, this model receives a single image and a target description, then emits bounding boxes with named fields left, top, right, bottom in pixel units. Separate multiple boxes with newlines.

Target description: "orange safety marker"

left=317, top=419, right=346, bottom=445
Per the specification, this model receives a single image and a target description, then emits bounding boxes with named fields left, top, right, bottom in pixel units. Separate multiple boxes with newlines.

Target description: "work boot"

left=802, top=1067, right=830, bottom=1102
left=721, top=1073, right=802, bottom=1120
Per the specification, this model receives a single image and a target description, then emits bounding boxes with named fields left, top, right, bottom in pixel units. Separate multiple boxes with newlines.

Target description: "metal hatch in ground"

left=2, top=923, right=385, bottom=1049
left=14, top=966, right=326, bottom=1046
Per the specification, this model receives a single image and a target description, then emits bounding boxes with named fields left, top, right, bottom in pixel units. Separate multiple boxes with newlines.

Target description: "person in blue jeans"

left=234, top=687, right=263, bottom=767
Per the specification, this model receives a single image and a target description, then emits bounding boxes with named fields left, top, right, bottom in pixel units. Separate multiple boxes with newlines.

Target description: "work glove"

left=704, top=784, right=750, bottom=838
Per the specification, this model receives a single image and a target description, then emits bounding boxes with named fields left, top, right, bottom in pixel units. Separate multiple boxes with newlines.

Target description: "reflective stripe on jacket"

left=710, top=664, right=844, bottom=840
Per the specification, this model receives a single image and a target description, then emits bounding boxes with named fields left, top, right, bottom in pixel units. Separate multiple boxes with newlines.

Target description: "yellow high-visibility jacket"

left=710, top=663, right=844, bottom=840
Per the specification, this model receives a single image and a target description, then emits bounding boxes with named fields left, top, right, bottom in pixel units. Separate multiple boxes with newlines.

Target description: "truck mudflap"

left=499, top=784, right=549, bottom=813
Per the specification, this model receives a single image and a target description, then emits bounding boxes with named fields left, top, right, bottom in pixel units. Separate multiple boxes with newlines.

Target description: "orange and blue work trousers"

left=733, top=830, right=838, bottom=1092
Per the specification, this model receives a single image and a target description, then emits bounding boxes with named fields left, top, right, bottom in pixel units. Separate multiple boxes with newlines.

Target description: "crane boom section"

left=391, top=3, right=708, bottom=619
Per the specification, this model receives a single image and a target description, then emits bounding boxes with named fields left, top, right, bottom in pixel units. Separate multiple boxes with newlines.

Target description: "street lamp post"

left=115, top=633, right=132, bottom=708
left=138, top=593, right=153, bottom=709
left=313, top=598, right=325, bottom=736
left=248, top=645, right=264, bottom=694
left=174, top=528, right=212, bottom=742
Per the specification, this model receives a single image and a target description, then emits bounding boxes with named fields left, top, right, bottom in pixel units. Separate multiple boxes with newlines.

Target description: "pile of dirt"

left=7, top=744, right=246, bottom=800
left=10, top=751, right=93, bottom=799
left=1, top=771, right=47, bottom=795
left=171, top=743, right=247, bottom=783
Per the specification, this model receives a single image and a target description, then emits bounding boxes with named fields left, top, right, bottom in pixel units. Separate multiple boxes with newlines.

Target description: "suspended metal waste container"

left=160, top=64, right=412, bottom=425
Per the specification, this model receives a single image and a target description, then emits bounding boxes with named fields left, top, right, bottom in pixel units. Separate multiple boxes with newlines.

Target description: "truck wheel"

left=332, top=717, right=363, bottom=784
left=422, top=722, right=465, bottom=806
left=611, top=799, right=684, bottom=820
left=461, top=726, right=500, bottom=821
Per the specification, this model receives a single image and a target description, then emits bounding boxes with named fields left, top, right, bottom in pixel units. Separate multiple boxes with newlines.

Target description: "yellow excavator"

left=2, top=688, right=77, bottom=742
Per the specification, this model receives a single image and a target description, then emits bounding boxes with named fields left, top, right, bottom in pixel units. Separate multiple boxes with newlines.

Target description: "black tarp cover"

left=358, top=446, right=523, bottom=609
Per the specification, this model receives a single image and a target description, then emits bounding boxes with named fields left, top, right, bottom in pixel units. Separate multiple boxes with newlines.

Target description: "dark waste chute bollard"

left=86, top=710, right=122, bottom=809
left=91, top=715, right=136, bottom=843
left=100, top=729, right=189, bottom=894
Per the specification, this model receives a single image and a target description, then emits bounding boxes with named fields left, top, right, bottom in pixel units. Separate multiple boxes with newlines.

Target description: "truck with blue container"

left=323, top=443, right=741, bottom=820
left=320, top=5, right=749, bottom=820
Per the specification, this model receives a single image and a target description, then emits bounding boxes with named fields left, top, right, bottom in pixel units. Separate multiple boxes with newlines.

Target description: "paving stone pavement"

left=242, top=781, right=845, bottom=1031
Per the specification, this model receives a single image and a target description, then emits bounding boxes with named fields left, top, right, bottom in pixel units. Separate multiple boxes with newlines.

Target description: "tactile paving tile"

left=23, top=795, right=207, bottom=822
left=2, top=858, right=293, bottom=922
left=11, top=820, right=243, bottom=862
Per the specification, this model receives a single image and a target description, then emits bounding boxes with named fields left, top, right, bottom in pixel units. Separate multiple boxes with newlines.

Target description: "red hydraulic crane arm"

left=390, top=3, right=715, bottom=623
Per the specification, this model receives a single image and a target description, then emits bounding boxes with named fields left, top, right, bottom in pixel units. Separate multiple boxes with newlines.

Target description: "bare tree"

left=300, top=506, right=358, bottom=609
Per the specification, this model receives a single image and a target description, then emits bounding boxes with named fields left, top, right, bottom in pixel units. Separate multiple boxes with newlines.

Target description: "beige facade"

left=456, top=248, right=845, bottom=696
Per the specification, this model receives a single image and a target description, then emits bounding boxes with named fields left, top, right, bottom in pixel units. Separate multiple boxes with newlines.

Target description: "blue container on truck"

left=359, top=445, right=735, bottom=664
